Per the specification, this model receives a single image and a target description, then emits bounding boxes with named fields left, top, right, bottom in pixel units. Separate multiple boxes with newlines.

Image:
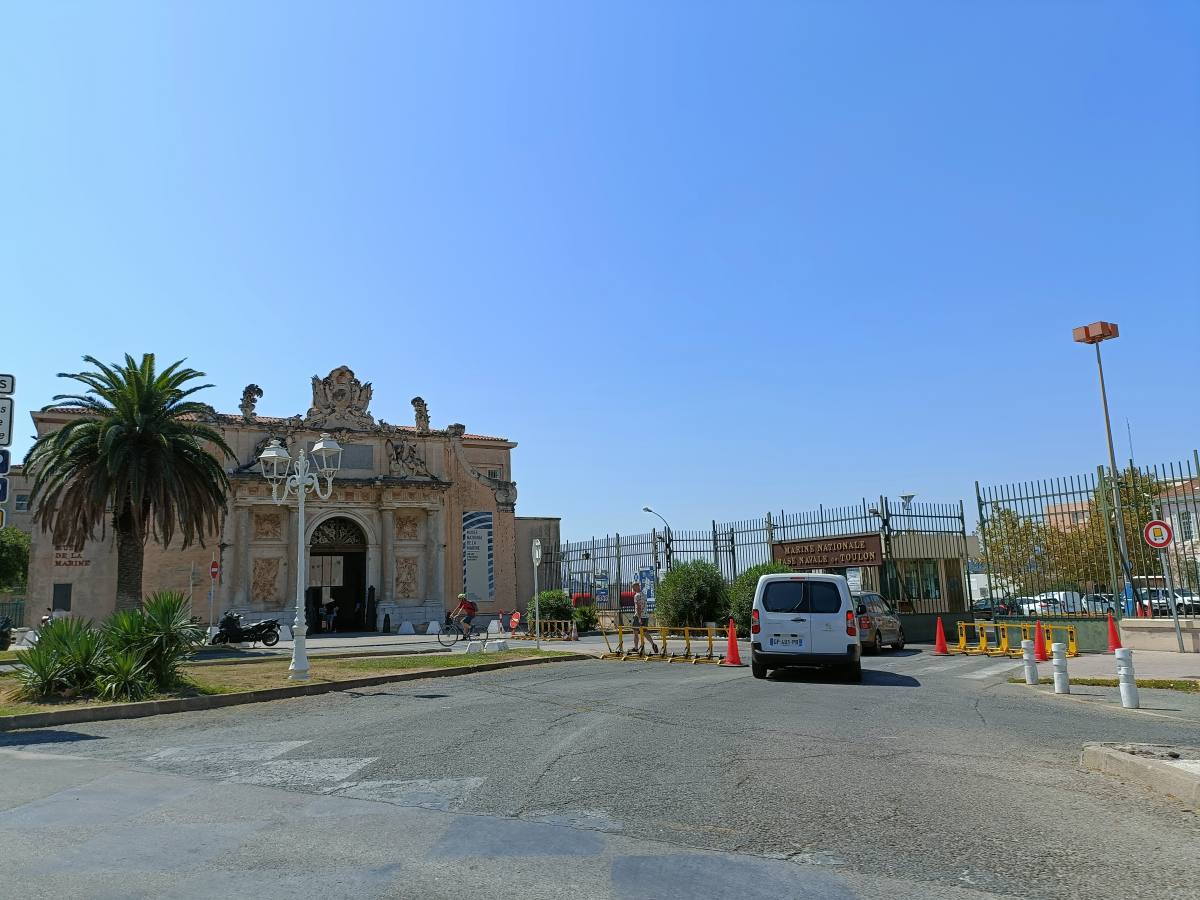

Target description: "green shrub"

left=655, top=560, right=729, bottom=627
left=94, top=649, right=153, bottom=702
left=139, top=591, right=204, bottom=690
left=729, top=562, right=792, bottom=636
left=14, top=642, right=69, bottom=699
left=572, top=604, right=599, bottom=633
left=35, top=617, right=104, bottom=693
left=527, top=590, right=573, bottom=624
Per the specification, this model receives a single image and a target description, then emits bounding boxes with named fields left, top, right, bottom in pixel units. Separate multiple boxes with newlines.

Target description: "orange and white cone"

left=720, top=617, right=746, bottom=667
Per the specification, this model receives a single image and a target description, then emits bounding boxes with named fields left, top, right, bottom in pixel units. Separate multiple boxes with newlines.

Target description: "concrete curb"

left=0, top=653, right=589, bottom=732
left=1080, top=743, right=1200, bottom=809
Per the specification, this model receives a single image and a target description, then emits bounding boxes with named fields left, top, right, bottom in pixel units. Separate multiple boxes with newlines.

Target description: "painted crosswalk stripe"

left=907, top=658, right=978, bottom=675
left=959, top=661, right=1019, bottom=680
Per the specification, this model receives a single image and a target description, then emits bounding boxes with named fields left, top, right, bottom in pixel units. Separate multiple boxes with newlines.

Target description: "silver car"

left=853, top=592, right=905, bottom=654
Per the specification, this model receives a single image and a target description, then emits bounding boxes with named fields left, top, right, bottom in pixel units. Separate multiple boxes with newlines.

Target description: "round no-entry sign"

left=209, top=560, right=220, bottom=579
left=1143, top=520, right=1173, bottom=549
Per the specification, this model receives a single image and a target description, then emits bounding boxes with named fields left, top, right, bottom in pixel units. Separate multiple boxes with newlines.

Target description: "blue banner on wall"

left=462, top=511, right=494, bottom=602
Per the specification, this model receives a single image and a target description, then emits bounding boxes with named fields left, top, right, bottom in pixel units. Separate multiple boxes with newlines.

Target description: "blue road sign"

left=0, top=449, right=9, bottom=475
left=0, top=478, right=8, bottom=504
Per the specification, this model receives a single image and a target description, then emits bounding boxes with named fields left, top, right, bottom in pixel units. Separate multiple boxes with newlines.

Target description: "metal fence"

left=0, top=598, right=25, bottom=628
left=975, top=451, right=1200, bottom=620
left=556, top=498, right=970, bottom=614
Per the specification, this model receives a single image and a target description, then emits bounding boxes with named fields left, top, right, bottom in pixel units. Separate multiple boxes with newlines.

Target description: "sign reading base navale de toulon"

left=771, top=533, right=883, bottom=571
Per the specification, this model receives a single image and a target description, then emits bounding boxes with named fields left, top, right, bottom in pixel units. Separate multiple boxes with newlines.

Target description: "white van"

left=750, top=573, right=862, bottom=682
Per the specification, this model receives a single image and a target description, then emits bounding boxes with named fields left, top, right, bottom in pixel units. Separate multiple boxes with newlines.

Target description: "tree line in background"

left=976, top=467, right=1198, bottom=597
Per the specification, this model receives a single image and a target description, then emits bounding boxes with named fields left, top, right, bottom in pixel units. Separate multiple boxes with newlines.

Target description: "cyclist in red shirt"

left=449, top=593, right=478, bottom=636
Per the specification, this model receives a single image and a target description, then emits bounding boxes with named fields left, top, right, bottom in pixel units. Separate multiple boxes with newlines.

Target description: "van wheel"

left=891, top=628, right=905, bottom=652
left=751, top=661, right=767, bottom=680
left=873, top=631, right=883, bottom=654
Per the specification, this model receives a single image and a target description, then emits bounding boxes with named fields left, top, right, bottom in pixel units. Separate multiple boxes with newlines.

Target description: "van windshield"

left=762, top=581, right=842, bottom=614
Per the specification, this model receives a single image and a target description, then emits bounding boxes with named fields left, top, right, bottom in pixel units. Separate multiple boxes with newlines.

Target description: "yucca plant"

left=14, top=642, right=70, bottom=699
left=139, top=591, right=204, bottom=690
left=35, top=617, right=104, bottom=693
left=94, top=649, right=153, bottom=702
left=102, top=608, right=148, bottom=654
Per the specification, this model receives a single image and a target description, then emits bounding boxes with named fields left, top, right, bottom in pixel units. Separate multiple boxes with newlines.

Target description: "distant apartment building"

left=1045, top=500, right=1092, bottom=531
left=1, top=465, right=33, bottom=536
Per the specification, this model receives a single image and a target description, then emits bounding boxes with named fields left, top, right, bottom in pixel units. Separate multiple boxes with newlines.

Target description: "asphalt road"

left=1, top=648, right=1198, bottom=899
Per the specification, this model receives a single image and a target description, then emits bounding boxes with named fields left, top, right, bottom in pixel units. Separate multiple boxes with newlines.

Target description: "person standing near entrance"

left=631, top=582, right=658, bottom=655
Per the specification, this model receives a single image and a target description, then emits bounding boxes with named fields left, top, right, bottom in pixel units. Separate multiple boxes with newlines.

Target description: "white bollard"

left=488, top=639, right=509, bottom=652
left=1021, top=639, right=1038, bottom=685
left=1051, top=642, right=1070, bottom=694
left=425, top=621, right=441, bottom=634
left=1115, top=647, right=1140, bottom=709
left=465, top=640, right=484, bottom=654
left=487, top=620, right=502, bottom=634
left=397, top=621, right=415, bottom=635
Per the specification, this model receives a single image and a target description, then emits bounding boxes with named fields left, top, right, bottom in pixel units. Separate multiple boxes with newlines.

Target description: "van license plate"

left=769, top=637, right=803, bottom=647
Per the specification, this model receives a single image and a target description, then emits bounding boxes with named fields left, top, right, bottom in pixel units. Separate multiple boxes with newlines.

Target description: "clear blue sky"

left=4, top=2, right=1198, bottom=539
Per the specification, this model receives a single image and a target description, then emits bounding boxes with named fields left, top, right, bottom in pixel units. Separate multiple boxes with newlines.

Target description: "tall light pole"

left=643, top=506, right=672, bottom=571
left=1073, top=321, right=1136, bottom=610
left=258, top=433, right=343, bottom=681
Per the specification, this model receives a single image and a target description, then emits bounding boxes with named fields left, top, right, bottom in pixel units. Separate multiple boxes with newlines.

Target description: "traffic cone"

left=1034, top=620, right=1049, bottom=662
left=933, top=617, right=950, bottom=655
left=1106, top=612, right=1122, bottom=653
left=720, top=617, right=745, bottom=667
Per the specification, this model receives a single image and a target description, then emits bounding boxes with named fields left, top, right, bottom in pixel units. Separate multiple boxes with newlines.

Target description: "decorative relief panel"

left=253, top=511, right=282, bottom=540
left=395, top=557, right=418, bottom=599
left=393, top=512, right=421, bottom=542
left=251, top=558, right=281, bottom=603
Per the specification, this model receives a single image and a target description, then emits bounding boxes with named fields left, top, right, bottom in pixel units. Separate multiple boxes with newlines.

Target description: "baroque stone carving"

left=395, top=557, right=418, bottom=598
left=253, top=511, right=282, bottom=540
left=305, top=366, right=375, bottom=430
left=385, top=439, right=434, bottom=479
left=311, top=517, right=368, bottom=547
left=411, top=397, right=430, bottom=434
left=393, top=512, right=420, bottom=541
left=251, top=558, right=281, bottom=602
left=239, top=384, right=263, bottom=422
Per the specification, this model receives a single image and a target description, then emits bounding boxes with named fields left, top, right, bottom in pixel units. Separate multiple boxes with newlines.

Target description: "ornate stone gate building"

left=26, top=367, right=521, bottom=629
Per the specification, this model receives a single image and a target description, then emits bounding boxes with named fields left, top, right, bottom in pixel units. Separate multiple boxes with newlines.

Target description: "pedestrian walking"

left=631, top=582, right=659, bottom=655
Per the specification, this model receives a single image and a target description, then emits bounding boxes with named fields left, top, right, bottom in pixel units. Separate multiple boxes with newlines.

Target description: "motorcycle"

left=0, top=616, right=12, bottom=652
left=210, top=611, right=281, bottom=647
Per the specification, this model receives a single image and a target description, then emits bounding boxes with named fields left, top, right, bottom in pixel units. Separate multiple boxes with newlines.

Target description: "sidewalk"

left=1063, top=648, right=1200, bottom=681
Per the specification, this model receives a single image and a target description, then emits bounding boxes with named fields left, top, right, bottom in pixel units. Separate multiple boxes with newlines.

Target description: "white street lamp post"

left=258, top=433, right=343, bottom=681
left=643, top=506, right=672, bottom=571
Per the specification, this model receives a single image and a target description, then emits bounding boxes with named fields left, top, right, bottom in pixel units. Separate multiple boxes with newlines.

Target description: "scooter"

left=210, top=611, right=281, bottom=647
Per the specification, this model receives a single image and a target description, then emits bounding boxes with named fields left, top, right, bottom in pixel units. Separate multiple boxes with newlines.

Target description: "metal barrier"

left=1043, top=624, right=1079, bottom=658
left=599, top=624, right=724, bottom=664
left=512, top=619, right=576, bottom=641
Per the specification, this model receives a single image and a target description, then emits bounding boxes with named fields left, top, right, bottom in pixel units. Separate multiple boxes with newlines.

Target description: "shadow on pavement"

left=768, top=668, right=920, bottom=688
left=0, top=729, right=107, bottom=747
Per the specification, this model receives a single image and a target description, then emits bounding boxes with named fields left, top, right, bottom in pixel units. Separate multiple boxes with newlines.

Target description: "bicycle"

left=436, top=614, right=489, bottom=648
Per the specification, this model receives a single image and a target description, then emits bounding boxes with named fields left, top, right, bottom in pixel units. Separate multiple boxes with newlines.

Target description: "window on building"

left=487, top=467, right=503, bottom=480
left=15, top=494, right=29, bottom=512
left=1182, top=510, right=1195, bottom=542
left=52, top=583, right=72, bottom=612
left=920, top=559, right=942, bottom=600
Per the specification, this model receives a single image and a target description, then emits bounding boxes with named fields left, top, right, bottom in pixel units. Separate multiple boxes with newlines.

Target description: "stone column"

left=234, top=506, right=251, bottom=606
left=381, top=505, right=395, bottom=603
left=286, top=506, right=300, bottom=609
left=429, top=505, right=446, bottom=609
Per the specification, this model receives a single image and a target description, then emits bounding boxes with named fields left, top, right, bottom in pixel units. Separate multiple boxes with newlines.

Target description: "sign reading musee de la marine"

left=771, top=533, right=883, bottom=570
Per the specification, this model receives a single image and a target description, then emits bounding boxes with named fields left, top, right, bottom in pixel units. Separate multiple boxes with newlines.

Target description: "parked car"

left=853, top=592, right=905, bottom=654
left=1146, top=589, right=1200, bottom=616
left=750, top=573, right=861, bottom=682
left=1019, top=597, right=1063, bottom=616
left=1079, top=594, right=1116, bottom=616
left=971, top=597, right=1015, bottom=619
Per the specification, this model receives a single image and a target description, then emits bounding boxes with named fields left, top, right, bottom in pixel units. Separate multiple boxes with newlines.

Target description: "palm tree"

left=26, top=354, right=234, bottom=610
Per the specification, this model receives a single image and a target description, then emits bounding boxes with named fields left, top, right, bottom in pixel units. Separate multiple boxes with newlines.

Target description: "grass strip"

left=0, top=649, right=575, bottom=716
left=1007, top=676, right=1199, bottom=693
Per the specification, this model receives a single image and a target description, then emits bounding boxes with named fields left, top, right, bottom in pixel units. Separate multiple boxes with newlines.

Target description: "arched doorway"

left=308, top=516, right=368, bottom=633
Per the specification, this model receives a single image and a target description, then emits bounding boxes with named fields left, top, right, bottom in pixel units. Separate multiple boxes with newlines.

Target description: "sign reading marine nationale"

left=771, top=533, right=883, bottom=571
